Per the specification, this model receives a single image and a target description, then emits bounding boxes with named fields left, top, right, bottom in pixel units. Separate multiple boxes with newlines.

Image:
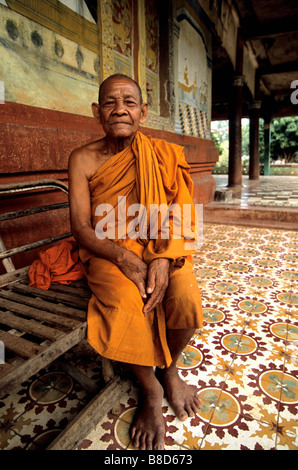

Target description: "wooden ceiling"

left=212, top=0, right=298, bottom=120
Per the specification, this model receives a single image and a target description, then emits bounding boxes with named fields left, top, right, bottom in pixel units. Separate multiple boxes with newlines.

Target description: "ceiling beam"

left=241, top=14, right=298, bottom=40
left=259, top=62, right=298, bottom=75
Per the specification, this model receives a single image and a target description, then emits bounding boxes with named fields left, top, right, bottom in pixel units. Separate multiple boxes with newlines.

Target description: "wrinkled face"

left=94, top=77, right=148, bottom=139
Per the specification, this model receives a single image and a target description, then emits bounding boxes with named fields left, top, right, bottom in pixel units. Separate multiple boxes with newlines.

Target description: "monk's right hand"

left=117, top=251, right=148, bottom=300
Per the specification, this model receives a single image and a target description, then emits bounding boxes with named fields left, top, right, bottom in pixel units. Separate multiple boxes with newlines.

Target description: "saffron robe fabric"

left=28, top=240, right=84, bottom=290
left=80, top=132, right=203, bottom=367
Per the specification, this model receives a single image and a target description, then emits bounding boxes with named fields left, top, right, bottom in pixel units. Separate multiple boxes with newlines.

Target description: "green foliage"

left=211, top=120, right=229, bottom=166
left=212, top=116, right=298, bottom=172
left=270, top=117, right=298, bottom=163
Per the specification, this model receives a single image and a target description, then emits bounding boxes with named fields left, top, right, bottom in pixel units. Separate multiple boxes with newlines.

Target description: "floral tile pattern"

left=1, top=223, right=297, bottom=451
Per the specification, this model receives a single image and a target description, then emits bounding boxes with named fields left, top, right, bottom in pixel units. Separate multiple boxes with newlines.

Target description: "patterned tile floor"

left=1, top=223, right=297, bottom=451
left=214, top=175, right=298, bottom=207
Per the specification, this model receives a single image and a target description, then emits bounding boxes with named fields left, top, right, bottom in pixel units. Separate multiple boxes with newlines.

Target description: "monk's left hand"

left=143, top=258, right=170, bottom=315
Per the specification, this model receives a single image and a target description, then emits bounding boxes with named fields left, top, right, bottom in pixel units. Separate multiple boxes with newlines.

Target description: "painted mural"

left=0, top=1, right=99, bottom=116
left=177, top=19, right=211, bottom=138
left=112, top=0, right=133, bottom=77
left=0, top=0, right=213, bottom=137
left=145, top=0, right=159, bottom=114
left=112, top=0, right=132, bottom=58
left=145, top=0, right=158, bottom=74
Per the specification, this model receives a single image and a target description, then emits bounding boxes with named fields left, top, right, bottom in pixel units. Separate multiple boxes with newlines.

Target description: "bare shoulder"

left=68, top=139, right=103, bottom=163
left=68, top=138, right=108, bottom=180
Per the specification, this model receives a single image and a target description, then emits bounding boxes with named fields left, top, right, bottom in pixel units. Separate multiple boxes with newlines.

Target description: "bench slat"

left=0, top=323, right=86, bottom=398
left=49, top=284, right=91, bottom=300
left=0, top=311, right=63, bottom=341
left=13, top=283, right=88, bottom=309
left=0, top=330, right=43, bottom=358
left=0, top=293, right=80, bottom=329
left=0, top=267, right=29, bottom=288
left=6, top=287, right=86, bottom=320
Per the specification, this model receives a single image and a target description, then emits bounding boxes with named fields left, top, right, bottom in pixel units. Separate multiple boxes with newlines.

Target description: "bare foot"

left=130, top=381, right=165, bottom=450
left=158, top=368, right=201, bottom=421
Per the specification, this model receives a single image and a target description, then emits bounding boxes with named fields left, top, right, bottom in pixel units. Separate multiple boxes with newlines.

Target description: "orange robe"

left=28, top=240, right=84, bottom=290
left=80, top=132, right=202, bottom=368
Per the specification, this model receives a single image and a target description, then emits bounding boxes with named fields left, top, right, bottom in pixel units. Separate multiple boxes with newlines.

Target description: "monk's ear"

left=139, top=103, right=148, bottom=124
left=92, top=103, right=102, bottom=124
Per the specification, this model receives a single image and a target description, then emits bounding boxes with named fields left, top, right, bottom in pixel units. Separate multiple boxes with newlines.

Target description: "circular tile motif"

left=220, top=241, right=241, bottom=248
left=228, top=264, right=249, bottom=272
left=200, top=244, right=214, bottom=251
left=237, top=248, right=256, bottom=257
left=249, top=277, right=273, bottom=287
left=211, top=253, right=230, bottom=261
left=246, top=237, right=260, bottom=245
left=221, top=334, right=257, bottom=355
left=284, top=254, right=298, bottom=262
left=257, top=259, right=276, bottom=267
left=238, top=300, right=267, bottom=314
left=115, top=408, right=136, bottom=449
left=177, top=345, right=203, bottom=369
left=282, top=271, right=298, bottom=280
left=197, top=388, right=240, bottom=426
left=29, top=372, right=73, bottom=404
left=259, top=371, right=298, bottom=404
left=203, top=307, right=225, bottom=323
left=195, top=268, right=218, bottom=277
left=263, top=245, right=279, bottom=253
left=215, top=282, right=238, bottom=293
left=277, top=293, right=298, bottom=305
left=270, top=323, right=298, bottom=341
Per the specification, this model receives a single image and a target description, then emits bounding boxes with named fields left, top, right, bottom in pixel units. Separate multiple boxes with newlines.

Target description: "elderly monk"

left=68, top=74, right=203, bottom=450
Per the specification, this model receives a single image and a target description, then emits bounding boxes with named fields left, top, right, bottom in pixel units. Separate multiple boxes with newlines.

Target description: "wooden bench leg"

left=102, top=357, right=115, bottom=383
left=47, top=375, right=133, bottom=450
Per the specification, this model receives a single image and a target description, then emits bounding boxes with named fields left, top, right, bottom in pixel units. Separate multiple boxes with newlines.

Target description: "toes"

left=131, top=429, right=141, bottom=449
left=139, top=433, right=149, bottom=450
left=194, top=396, right=202, bottom=411
left=153, top=430, right=165, bottom=450
left=173, top=395, right=202, bottom=421
left=174, top=405, right=189, bottom=421
left=131, top=428, right=164, bottom=450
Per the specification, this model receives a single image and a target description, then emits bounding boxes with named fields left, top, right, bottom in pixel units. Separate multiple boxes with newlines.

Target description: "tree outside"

left=270, top=117, right=298, bottom=164
left=212, top=116, right=298, bottom=174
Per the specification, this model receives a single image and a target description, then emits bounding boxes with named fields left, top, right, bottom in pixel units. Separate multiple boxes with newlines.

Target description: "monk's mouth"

left=110, top=122, right=132, bottom=125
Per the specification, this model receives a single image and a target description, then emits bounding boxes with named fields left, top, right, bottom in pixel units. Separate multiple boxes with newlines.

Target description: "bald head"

left=98, top=74, right=143, bottom=105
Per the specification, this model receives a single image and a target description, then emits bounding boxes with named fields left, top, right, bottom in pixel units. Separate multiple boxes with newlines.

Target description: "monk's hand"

left=117, top=251, right=148, bottom=300
left=143, top=258, right=170, bottom=315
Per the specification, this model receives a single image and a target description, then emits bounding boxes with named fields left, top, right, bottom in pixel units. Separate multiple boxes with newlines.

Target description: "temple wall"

left=0, top=0, right=219, bottom=271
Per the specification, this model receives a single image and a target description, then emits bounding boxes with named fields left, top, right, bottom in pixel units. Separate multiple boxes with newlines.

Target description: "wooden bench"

left=0, top=180, right=132, bottom=450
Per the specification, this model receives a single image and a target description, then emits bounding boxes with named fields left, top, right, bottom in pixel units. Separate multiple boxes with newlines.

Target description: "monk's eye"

left=125, top=100, right=137, bottom=106
left=103, top=101, right=115, bottom=107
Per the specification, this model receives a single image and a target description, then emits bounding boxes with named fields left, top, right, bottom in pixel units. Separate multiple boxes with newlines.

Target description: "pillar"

left=228, top=34, right=244, bottom=187
left=263, top=117, right=271, bottom=176
left=248, top=100, right=262, bottom=180
left=136, top=0, right=147, bottom=102
left=97, top=0, right=114, bottom=81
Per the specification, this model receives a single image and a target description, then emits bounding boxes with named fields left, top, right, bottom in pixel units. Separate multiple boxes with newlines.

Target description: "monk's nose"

left=113, top=101, right=127, bottom=114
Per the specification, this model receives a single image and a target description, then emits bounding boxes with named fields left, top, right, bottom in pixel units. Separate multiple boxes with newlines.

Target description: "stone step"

left=203, top=203, right=298, bottom=230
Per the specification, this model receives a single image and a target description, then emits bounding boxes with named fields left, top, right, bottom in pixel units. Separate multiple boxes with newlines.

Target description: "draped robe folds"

left=80, top=132, right=203, bottom=368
